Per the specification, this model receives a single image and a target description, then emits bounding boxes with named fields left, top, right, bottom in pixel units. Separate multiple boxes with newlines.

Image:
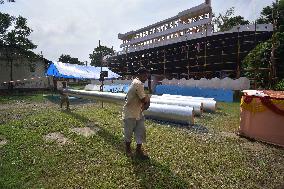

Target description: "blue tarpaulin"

left=46, top=61, right=120, bottom=79
left=155, top=85, right=234, bottom=102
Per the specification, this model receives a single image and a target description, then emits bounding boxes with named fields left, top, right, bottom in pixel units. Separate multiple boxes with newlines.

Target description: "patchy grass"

left=68, top=83, right=86, bottom=90
left=0, top=95, right=283, bottom=189
left=0, top=93, right=47, bottom=104
left=196, top=102, right=241, bottom=132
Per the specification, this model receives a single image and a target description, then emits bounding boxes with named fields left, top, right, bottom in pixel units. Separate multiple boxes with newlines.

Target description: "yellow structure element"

left=241, top=96, right=284, bottom=113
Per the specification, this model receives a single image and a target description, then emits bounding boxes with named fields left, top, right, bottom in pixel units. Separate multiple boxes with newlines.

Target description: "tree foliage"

left=274, top=79, right=284, bottom=90
left=256, top=0, right=284, bottom=29
left=58, top=54, right=85, bottom=65
left=0, top=13, right=37, bottom=55
left=89, top=45, right=114, bottom=67
left=279, top=0, right=284, bottom=31
left=0, top=0, right=15, bottom=4
left=242, top=41, right=272, bottom=88
left=242, top=32, right=284, bottom=89
left=256, top=4, right=276, bottom=24
left=242, top=0, right=284, bottom=89
left=0, top=12, right=37, bottom=90
left=212, top=7, right=250, bottom=32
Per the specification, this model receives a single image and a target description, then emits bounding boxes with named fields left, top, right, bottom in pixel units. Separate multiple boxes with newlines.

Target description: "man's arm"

left=136, top=83, right=148, bottom=101
left=141, top=96, right=150, bottom=103
left=135, top=83, right=150, bottom=110
left=141, top=95, right=150, bottom=110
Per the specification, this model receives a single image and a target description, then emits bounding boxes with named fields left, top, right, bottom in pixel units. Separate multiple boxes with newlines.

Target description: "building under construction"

left=108, top=0, right=273, bottom=79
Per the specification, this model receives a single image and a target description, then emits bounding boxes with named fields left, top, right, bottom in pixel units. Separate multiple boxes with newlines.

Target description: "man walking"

left=58, top=80, right=70, bottom=110
left=122, top=67, right=150, bottom=159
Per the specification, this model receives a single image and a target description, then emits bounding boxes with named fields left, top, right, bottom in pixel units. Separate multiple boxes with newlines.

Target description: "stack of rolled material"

left=66, top=89, right=196, bottom=124
left=144, top=103, right=194, bottom=125
left=149, top=97, right=203, bottom=116
left=65, top=89, right=125, bottom=105
left=159, top=94, right=217, bottom=112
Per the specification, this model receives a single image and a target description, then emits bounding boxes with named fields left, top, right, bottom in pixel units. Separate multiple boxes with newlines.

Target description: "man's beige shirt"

left=123, top=78, right=146, bottom=120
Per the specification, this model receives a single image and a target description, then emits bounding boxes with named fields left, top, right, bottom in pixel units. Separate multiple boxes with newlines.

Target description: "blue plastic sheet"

left=46, top=61, right=120, bottom=79
left=155, top=85, right=234, bottom=102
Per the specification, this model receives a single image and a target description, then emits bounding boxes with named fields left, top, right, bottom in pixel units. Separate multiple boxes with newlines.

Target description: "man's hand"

left=141, top=95, right=150, bottom=111
left=142, top=101, right=150, bottom=111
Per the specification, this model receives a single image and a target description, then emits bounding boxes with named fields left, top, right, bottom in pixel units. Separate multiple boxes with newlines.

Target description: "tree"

left=242, top=41, right=272, bottom=88
left=220, top=16, right=249, bottom=31
left=280, top=0, right=284, bottom=31
left=242, top=0, right=284, bottom=89
left=242, top=32, right=284, bottom=88
left=280, top=0, right=284, bottom=19
left=58, top=54, right=84, bottom=65
left=256, top=2, right=280, bottom=24
left=256, top=0, right=284, bottom=29
left=89, top=45, right=114, bottom=67
left=213, top=7, right=250, bottom=32
left=0, top=0, right=15, bottom=4
left=0, top=13, right=37, bottom=90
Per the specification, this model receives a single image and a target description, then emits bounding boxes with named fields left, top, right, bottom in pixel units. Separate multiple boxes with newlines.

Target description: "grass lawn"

left=0, top=94, right=283, bottom=189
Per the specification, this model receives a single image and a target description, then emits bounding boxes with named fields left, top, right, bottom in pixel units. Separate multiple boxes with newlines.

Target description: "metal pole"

left=148, top=52, right=152, bottom=93
left=253, top=23, right=257, bottom=89
left=236, top=27, right=241, bottom=79
left=163, top=49, right=166, bottom=77
left=99, top=40, right=104, bottom=108
left=186, top=45, right=190, bottom=79
left=204, top=24, right=207, bottom=68
left=270, top=0, right=278, bottom=87
left=126, top=47, right=128, bottom=75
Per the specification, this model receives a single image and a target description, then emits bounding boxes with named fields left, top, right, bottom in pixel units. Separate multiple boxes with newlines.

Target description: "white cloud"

left=0, top=0, right=274, bottom=62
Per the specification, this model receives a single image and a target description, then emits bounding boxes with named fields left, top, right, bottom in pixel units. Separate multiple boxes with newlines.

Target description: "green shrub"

left=242, top=32, right=284, bottom=89
left=274, top=79, right=284, bottom=91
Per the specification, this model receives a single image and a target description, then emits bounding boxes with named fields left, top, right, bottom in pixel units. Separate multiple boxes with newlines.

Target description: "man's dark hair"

left=135, top=67, right=149, bottom=75
left=62, top=81, right=67, bottom=88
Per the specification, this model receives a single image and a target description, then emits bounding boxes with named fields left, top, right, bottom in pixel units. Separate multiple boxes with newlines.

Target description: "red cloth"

left=260, top=96, right=284, bottom=117
left=243, top=95, right=284, bottom=117
left=240, top=95, right=284, bottom=147
left=243, top=96, right=253, bottom=104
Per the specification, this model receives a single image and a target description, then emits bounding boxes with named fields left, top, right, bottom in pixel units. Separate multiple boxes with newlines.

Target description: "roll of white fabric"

left=144, top=103, right=194, bottom=125
left=150, top=98, right=202, bottom=116
left=159, top=94, right=216, bottom=112
left=84, top=84, right=101, bottom=91
left=67, top=89, right=204, bottom=115
left=66, top=89, right=194, bottom=125
left=66, top=89, right=126, bottom=105
left=161, top=94, right=215, bottom=101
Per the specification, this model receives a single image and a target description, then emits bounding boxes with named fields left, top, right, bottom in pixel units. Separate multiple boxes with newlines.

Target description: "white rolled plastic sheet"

left=150, top=98, right=203, bottom=116
left=66, top=89, right=195, bottom=124
left=144, top=103, right=194, bottom=125
left=160, top=94, right=217, bottom=112
left=66, top=89, right=125, bottom=105
left=162, top=94, right=215, bottom=101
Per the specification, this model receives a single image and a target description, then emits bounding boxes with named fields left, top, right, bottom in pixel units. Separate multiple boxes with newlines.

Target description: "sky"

left=0, top=0, right=275, bottom=63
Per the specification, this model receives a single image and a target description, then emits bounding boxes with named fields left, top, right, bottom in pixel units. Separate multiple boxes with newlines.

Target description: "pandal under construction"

left=108, top=0, right=273, bottom=79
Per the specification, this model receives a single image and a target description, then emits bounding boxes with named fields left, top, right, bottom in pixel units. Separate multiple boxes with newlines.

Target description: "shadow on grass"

left=44, top=94, right=96, bottom=105
left=147, top=119, right=209, bottom=134
left=186, top=124, right=209, bottom=134
left=62, top=111, right=189, bottom=189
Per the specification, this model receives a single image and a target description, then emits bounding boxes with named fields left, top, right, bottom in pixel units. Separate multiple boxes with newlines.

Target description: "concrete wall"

left=0, top=57, right=52, bottom=90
